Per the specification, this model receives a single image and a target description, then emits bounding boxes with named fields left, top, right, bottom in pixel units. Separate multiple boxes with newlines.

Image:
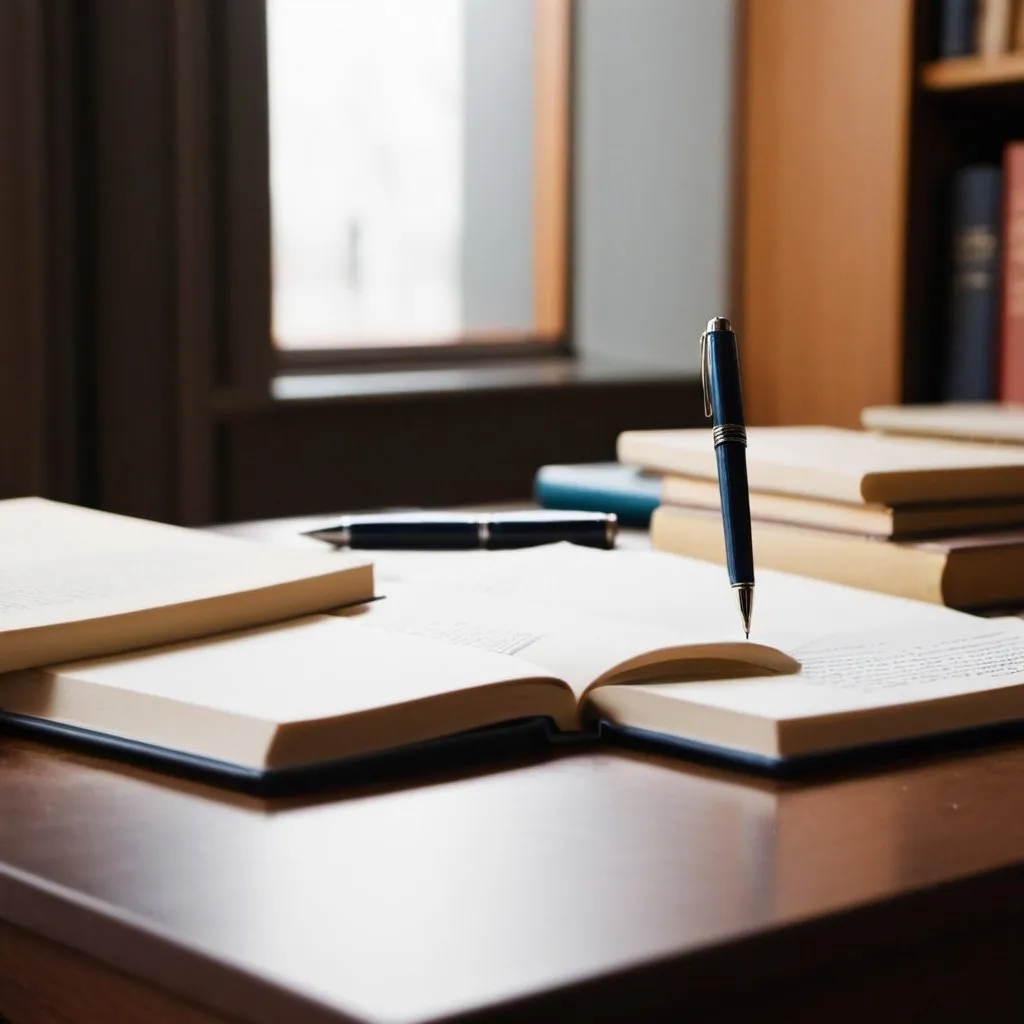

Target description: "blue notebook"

left=533, top=462, right=661, bottom=527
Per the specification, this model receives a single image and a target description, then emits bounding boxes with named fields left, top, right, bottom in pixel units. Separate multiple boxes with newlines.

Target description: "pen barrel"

left=708, top=330, right=745, bottom=426
left=488, top=519, right=614, bottom=549
left=715, top=443, right=754, bottom=585
left=346, top=522, right=480, bottom=549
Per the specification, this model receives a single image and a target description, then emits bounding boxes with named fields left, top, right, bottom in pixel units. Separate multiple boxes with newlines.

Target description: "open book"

left=0, top=497, right=373, bottom=671
left=2, top=543, right=1018, bottom=787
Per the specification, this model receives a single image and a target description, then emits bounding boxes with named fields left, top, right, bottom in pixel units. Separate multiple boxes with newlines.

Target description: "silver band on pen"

left=712, top=424, right=747, bottom=448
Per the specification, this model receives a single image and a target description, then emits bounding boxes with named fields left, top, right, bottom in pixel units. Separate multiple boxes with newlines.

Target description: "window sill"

left=268, top=355, right=698, bottom=405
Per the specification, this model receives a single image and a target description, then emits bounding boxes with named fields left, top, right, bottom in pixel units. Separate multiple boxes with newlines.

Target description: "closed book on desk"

left=0, top=497, right=373, bottom=672
left=862, top=401, right=1024, bottom=443
left=5, top=543, right=1024, bottom=778
left=533, top=462, right=661, bottom=526
left=619, top=425, right=1024, bottom=505
left=651, top=504, right=1024, bottom=608
left=944, top=165, right=1001, bottom=401
left=662, top=474, right=1024, bottom=539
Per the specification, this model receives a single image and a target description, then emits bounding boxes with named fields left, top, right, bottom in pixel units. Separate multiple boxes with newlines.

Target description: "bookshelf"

left=921, top=54, right=1024, bottom=90
left=740, top=0, right=1024, bottom=426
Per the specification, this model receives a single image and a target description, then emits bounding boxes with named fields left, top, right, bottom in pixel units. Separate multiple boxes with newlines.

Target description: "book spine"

left=1000, top=144, right=1024, bottom=400
left=976, top=0, right=1012, bottom=56
left=938, top=0, right=976, bottom=57
left=532, top=465, right=661, bottom=527
left=944, top=165, right=1002, bottom=401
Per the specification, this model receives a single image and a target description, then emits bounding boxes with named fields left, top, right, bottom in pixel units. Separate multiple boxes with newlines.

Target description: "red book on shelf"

left=1000, top=143, right=1024, bottom=401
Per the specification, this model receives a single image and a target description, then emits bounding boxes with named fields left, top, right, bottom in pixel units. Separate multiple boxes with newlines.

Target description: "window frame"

left=262, top=0, right=575, bottom=368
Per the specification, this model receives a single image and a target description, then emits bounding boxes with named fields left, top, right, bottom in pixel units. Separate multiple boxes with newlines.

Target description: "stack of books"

left=618, top=424, right=1024, bottom=609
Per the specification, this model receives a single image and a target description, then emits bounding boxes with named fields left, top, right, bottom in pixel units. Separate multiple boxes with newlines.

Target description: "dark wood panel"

left=0, top=1, right=48, bottom=499
left=91, top=0, right=180, bottom=521
left=218, top=0, right=275, bottom=397
left=42, top=0, right=93, bottom=505
left=219, top=379, right=702, bottom=520
left=0, top=915, right=238, bottom=1024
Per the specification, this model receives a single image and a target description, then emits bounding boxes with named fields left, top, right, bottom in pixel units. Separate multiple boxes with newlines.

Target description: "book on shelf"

left=532, top=462, right=662, bottom=527
left=976, top=0, right=1013, bottom=56
left=661, top=473, right=1024, bottom=539
left=1002, top=143, right=1024, bottom=400
left=945, top=165, right=1002, bottom=402
left=618, top=425, right=1024, bottom=505
left=6, top=540, right=1024, bottom=782
left=0, top=497, right=374, bottom=672
left=938, top=0, right=977, bottom=58
left=650, top=503, right=1024, bottom=609
left=862, top=401, right=1024, bottom=442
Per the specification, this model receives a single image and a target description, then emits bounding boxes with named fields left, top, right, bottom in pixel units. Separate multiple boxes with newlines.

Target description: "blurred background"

left=0, top=1, right=969, bottom=524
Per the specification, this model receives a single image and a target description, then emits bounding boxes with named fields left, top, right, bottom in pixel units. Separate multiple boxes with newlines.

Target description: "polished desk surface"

left=2, top=515, right=1024, bottom=1023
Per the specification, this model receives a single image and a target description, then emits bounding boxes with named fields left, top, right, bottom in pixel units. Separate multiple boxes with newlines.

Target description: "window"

left=265, top=0, right=570, bottom=357
left=12, top=0, right=699, bottom=525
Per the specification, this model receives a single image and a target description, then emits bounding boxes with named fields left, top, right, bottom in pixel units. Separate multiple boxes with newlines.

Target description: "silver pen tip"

left=734, top=583, right=754, bottom=639
left=706, top=316, right=732, bottom=333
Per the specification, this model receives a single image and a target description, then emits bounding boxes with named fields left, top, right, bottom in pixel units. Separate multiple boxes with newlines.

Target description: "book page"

left=337, top=583, right=791, bottom=697
left=0, top=615, right=577, bottom=767
left=618, top=617, right=1024, bottom=723
left=0, top=498, right=371, bottom=631
left=369, top=542, right=969, bottom=650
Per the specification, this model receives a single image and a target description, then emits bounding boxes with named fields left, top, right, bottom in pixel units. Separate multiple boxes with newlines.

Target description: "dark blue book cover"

left=944, top=165, right=1002, bottom=401
left=533, top=462, right=661, bottom=527
left=937, top=0, right=976, bottom=58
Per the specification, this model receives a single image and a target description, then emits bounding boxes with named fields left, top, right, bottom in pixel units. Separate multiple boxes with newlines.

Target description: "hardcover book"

left=4, top=543, right=1024, bottom=786
left=862, top=401, right=1024, bottom=443
left=533, top=462, right=662, bottom=526
left=651, top=504, right=1024, bottom=608
left=944, top=165, right=1002, bottom=401
left=661, top=473, right=1024, bottom=539
left=618, top=425, right=1024, bottom=505
left=938, top=0, right=976, bottom=57
left=976, top=0, right=1012, bottom=55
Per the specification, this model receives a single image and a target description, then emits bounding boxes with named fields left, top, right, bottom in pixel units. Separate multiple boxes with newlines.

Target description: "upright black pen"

left=701, top=316, right=755, bottom=637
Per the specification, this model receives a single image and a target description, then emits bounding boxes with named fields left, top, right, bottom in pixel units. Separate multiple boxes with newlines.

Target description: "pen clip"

left=700, top=330, right=712, bottom=419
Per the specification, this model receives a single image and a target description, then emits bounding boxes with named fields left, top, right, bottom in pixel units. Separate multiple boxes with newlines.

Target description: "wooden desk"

left=2, top=518, right=1024, bottom=1023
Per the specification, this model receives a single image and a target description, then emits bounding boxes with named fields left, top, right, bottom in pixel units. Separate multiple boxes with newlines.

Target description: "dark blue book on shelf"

left=944, top=165, right=1002, bottom=402
left=937, top=0, right=976, bottom=58
left=533, top=462, right=661, bottom=527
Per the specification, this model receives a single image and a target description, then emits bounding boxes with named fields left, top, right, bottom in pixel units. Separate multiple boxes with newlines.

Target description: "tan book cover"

left=8, top=543, right=1024, bottom=771
left=0, top=497, right=373, bottom=671
left=661, top=474, right=1024, bottom=538
left=618, top=425, right=1024, bottom=505
left=977, top=0, right=1014, bottom=55
left=650, top=504, right=1024, bottom=608
left=861, top=402, right=1024, bottom=444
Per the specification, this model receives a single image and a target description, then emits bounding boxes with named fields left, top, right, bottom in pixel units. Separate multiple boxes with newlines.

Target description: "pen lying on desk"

left=303, top=510, right=618, bottom=550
